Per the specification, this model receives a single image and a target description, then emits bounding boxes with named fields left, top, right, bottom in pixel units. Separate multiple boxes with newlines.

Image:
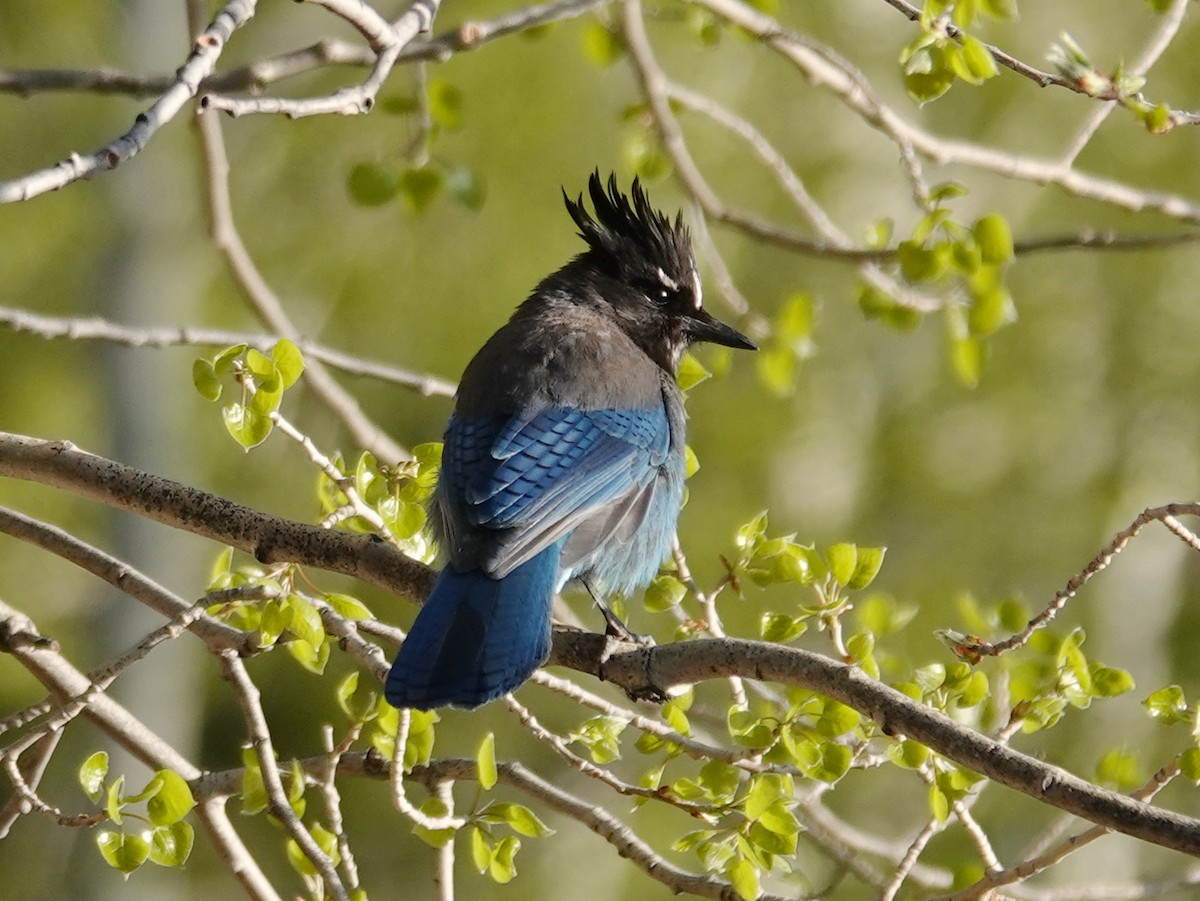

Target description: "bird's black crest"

left=563, top=172, right=693, bottom=279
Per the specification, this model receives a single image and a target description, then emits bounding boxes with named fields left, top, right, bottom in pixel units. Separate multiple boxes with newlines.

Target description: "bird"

left=384, top=172, right=756, bottom=710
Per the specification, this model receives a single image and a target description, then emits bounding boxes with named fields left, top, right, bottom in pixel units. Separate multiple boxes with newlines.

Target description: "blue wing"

left=439, top=405, right=673, bottom=579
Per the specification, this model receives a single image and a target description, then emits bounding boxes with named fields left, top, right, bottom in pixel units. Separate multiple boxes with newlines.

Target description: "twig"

left=0, top=0, right=256, bottom=202
left=200, top=0, right=442, bottom=118
left=0, top=598, right=278, bottom=899
left=503, top=695, right=719, bottom=819
left=956, top=504, right=1200, bottom=657
left=220, top=652, right=349, bottom=901
left=1057, top=0, right=1191, bottom=166
left=0, top=304, right=455, bottom=396
left=0, top=505, right=253, bottom=656
left=389, top=709, right=466, bottom=830
left=691, top=0, right=1200, bottom=225
left=193, top=112, right=410, bottom=463
left=941, top=761, right=1183, bottom=900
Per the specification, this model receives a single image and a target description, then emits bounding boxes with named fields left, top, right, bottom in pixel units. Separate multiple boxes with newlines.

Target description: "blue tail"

left=385, top=543, right=562, bottom=710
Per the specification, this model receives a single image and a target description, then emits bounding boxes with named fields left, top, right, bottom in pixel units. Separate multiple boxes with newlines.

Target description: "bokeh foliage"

left=4, top=0, right=1200, bottom=898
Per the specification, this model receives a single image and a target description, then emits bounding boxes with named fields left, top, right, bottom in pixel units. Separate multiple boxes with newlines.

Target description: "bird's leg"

left=582, top=579, right=653, bottom=647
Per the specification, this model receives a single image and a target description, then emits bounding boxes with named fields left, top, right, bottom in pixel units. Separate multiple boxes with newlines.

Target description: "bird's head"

left=561, top=172, right=756, bottom=372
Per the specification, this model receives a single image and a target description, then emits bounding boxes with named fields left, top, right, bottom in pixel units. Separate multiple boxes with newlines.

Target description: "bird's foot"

left=596, top=602, right=654, bottom=647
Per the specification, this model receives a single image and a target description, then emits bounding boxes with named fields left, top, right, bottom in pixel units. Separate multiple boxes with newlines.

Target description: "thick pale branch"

left=589, top=637, right=1200, bottom=857
left=0, top=432, right=435, bottom=602
left=5, top=430, right=1200, bottom=858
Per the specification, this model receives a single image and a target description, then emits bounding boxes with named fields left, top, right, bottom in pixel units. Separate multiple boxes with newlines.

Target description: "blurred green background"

left=3, top=0, right=1200, bottom=897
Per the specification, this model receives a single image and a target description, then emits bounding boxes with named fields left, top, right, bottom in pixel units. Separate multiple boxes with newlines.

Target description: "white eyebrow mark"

left=692, top=268, right=702, bottom=309
left=655, top=267, right=679, bottom=292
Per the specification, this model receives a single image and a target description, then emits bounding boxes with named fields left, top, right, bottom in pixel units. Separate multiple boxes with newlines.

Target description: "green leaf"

left=972, top=213, right=1013, bottom=264
left=950, top=334, right=984, bottom=388
left=568, top=715, right=626, bottom=764
left=898, top=240, right=947, bottom=283
left=644, top=574, right=686, bottom=612
left=825, top=543, right=858, bottom=587
left=929, top=784, right=950, bottom=822
left=756, top=345, right=796, bottom=398
left=489, top=834, right=520, bottom=884
left=902, top=44, right=956, bottom=104
left=286, top=824, right=341, bottom=877
left=326, top=592, right=374, bottom=621
left=285, top=595, right=325, bottom=647
left=1091, top=665, right=1135, bottom=697
left=1180, top=747, right=1200, bottom=783
left=728, top=709, right=776, bottom=750
left=399, top=166, right=444, bottom=215
left=211, top=343, right=246, bottom=375
left=807, top=742, right=852, bottom=783
left=1095, top=748, right=1140, bottom=791
left=727, top=856, right=759, bottom=901
left=760, top=611, right=806, bottom=643
left=347, top=162, right=400, bottom=207
left=696, top=759, right=741, bottom=802
left=956, top=34, right=998, bottom=83
left=676, top=352, right=711, bottom=391
left=968, top=284, right=1015, bottom=337
left=816, top=700, right=860, bottom=737
left=286, top=636, right=330, bottom=674
left=888, top=739, right=929, bottom=769
left=105, top=775, right=126, bottom=825
left=427, top=79, right=464, bottom=131
left=1144, top=685, right=1190, bottom=726
left=858, top=283, right=922, bottom=330
left=336, top=671, right=362, bottom=719
left=148, top=821, right=194, bottom=867
left=403, top=709, right=439, bottom=769
left=446, top=166, right=487, bottom=211
left=582, top=20, right=622, bottom=67
left=79, top=751, right=109, bottom=804
left=272, top=339, right=304, bottom=389
left=956, top=670, right=989, bottom=708
left=192, top=358, right=222, bottom=402
left=470, top=826, right=491, bottom=873
left=97, top=831, right=149, bottom=874
left=240, top=747, right=267, bottom=815
left=480, top=802, right=554, bottom=837
left=413, top=797, right=457, bottom=848
left=847, top=546, right=886, bottom=590
left=223, top=403, right=272, bottom=450
left=624, top=127, right=673, bottom=181
left=744, top=773, right=792, bottom=820
left=663, top=698, right=691, bottom=735
left=145, top=769, right=195, bottom=826
left=477, top=732, right=498, bottom=790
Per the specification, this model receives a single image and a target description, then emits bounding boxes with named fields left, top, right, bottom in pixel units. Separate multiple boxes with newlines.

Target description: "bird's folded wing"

left=441, top=406, right=671, bottom=578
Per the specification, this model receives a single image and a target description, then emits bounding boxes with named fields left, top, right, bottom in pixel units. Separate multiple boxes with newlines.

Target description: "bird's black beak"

left=686, top=309, right=757, bottom=351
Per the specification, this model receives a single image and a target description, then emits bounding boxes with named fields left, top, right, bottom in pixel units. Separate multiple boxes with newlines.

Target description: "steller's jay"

left=385, top=173, right=756, bottom=710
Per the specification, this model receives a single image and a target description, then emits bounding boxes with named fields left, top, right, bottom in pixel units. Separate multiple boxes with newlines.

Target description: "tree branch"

left=0, top=0, right=256, bottom=203
left=0, top=432, right=435, bottom=602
